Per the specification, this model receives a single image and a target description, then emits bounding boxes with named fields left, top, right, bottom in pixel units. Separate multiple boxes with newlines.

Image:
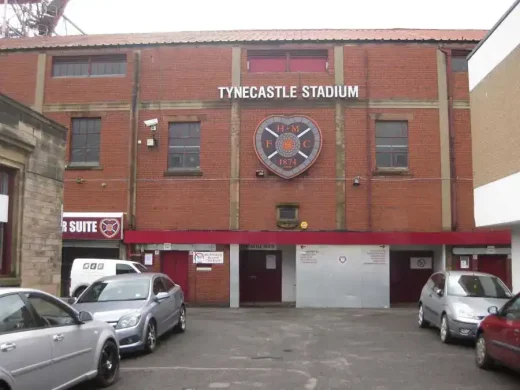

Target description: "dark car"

left=475, top=292, right=520, bottom=372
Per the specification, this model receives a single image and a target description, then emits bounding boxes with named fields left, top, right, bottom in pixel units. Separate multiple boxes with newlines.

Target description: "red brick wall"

left=0, top=43, right=478, bottom=235
left=0, top=52, right=38, bottom=105
left=139, top=247, right=230, bottom=305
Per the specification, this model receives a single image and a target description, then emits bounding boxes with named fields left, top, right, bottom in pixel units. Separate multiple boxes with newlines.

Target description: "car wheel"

left=174, top=305, right=186, bottom=333
left=475, top=333, right=494, bottom=370
left=440, top=314, right=452, bottom=344
left=418, top=304, right=429, bottom=328
left=144, top=320, right=157, bottom=354
left=95, top=340, right=120, bottom=388
left=0, top=382, right=10, bottom=390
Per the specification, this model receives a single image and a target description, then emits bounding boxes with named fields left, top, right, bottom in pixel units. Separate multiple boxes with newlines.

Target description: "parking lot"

left=77, top=307, right=520, bottom=390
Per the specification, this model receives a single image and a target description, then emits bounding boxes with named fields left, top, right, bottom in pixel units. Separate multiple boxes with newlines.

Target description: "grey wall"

left=296, top=245, right=390, bottom=308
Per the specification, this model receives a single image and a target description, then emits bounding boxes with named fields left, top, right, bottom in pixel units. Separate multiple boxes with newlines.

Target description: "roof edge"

left=468, top=0, right=520, bottom=60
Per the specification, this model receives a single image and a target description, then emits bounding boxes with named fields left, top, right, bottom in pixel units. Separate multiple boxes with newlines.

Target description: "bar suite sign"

left=62, top=213, right=124, bottom=240
left=218, top=85, right=359, bottom=99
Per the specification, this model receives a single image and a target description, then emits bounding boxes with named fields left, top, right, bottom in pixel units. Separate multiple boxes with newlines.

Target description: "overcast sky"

left=55, top=0, right=515, bottom=35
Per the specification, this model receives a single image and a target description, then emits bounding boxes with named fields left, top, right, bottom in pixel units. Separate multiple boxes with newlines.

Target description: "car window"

left=501, top=295, right=520, bottom=320
left=426, top=276, right=435, bottom=290
left=116, top=264, right=137, bottom=275
left=162, top=277, right=175, bottom=291
left=432, top=273, right=445, bottom=291
left=0, top=294, right=39, bottom=334
left=25, top=294, right=77, bottom=327
left=133, top=263, right=149, bottom=273
left=78, top=279, right=150, bottom=303
left=447, top=275, right=511, bottom=299
left=153, top=278, right=167, bottom=295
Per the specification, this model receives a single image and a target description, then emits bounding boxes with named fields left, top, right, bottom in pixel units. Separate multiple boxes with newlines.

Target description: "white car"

left=0, top=288, right=120, bottom=390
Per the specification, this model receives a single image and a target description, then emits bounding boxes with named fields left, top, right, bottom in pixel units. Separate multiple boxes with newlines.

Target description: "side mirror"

left=67, top=296, right=77, bottom=305
left=434, top=287, right=444, bottom=297
left=78, top=311, right=93, bottom=323
left=155, top=292, right=169, bottom=302
left=487, top=306, right=499, bottom=315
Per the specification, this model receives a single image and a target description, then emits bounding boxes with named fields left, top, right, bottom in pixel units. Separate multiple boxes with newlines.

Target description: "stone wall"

left=0, top=93, right=66, bottom=295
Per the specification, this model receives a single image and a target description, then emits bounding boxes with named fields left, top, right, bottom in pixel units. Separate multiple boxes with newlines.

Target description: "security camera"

left=144, top=118, right=158, bottom=127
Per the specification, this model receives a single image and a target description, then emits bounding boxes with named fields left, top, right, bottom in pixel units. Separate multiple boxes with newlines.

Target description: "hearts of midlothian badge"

left=253, top=115, right=323, bottom=179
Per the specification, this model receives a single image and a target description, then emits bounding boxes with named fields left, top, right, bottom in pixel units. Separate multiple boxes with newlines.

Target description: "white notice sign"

left=460, top=256, right=470, bottom=269
left=193, top=251, right=224, bottom=264
left=144, top=253, right=153, bottom=266
left=266, top=254, right=276, bottom=269
left=410, top=257, right=433, bottom=269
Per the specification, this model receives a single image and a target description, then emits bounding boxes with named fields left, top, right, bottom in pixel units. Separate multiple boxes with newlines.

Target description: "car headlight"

left=454, top=306, right=479, bottom=320
left=116, top=312, right=141, bottom=329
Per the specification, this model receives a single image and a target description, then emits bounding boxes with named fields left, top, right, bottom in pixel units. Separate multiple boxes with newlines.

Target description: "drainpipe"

left=364, top=49, right=373, bottom=230
left=439, top=47, right=458, bottom=231
left=128, top=51, right=141, bottom=232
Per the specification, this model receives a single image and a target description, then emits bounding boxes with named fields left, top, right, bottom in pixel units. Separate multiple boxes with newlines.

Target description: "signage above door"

left=62, top=212, right=124, bottom=240
left=218, top=85, right=359, bottom=100
left=254, top=115, right=322, bottom=179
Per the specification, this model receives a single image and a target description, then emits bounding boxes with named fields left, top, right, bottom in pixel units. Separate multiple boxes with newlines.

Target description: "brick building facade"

left=0, top=92, right=67, bottom=295
left=0, top=29, right=511, bottom=307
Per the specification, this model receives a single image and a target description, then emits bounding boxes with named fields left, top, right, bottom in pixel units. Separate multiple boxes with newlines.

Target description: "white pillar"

left=440, top=244, right=447, bottom=271
left=230, top=244, right=240, bottom=308
left=511, top=228, right=520, bottom=294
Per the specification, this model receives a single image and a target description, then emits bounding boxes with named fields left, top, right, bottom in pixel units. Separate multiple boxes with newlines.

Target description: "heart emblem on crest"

left=254, top=115, right=323, bottom=179
left=100, top=218, right=121, bottom=239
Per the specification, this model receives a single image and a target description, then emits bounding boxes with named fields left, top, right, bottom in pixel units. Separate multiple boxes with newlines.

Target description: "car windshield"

left=133, top=262, right=149, bottom=273
left=447, top=274, right=512, bottom=299
left=77, top=279, right=150, bottom=303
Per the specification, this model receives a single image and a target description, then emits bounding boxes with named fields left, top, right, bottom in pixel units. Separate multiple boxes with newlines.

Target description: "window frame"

left=0, top=293, right=41, bottom=335
left=247, top=50, right=329, bottom=73
left=153, top=277, right=167, bottom=295
left=167, top=121, right=201, bottom=172
left=69, top=117, right=102, bottom=168
left=116, top=264, right=138, bottom=275
left=52, top=54, right=127, bottom=78
left=375, top=120, right=409, bottom=170
left=23, top=292, right=80, bottom=329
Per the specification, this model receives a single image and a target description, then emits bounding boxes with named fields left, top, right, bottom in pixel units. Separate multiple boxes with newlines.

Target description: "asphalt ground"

left=74, top=307, right=520, bottom=390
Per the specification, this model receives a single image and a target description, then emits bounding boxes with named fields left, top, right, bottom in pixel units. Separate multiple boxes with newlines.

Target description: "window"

left=447, top=275, right=511, bottom=299
left=70, top=118, right=101, bottom=166
left=116, top=264, right=137, bottom=275
left=451, top=56, right=468, bottom=72
left=0, top=294, right=38, bottom=334
left=25, top=294, right=76, bottom=327
left=78, top=279, right=150, bottom=303
left=501, top=295, right=520, bottom=320
left=153, top=278, right=167, bottom=295
left=168, top=122, right=201, bottom=170
left=276, top=204, right=299, bottom=229
left=162, top=277, right=175, bottom=291
left=0, top=168, right=13, bottom=276
left=133, top=262, right=149, bottom=273
left=431, top=273, right=446, bottom=293
left=375, top=121, right=408, bottom=169
left=248, top=50, right=328, bottom=73
left=52, top=55, right=127, bottom=77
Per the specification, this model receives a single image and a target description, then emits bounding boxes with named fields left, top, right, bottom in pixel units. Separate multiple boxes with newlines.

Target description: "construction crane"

left=1, top=0, right=85, bottom=38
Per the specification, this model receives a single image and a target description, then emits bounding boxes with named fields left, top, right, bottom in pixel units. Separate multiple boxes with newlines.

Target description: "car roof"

left=96, top=272, right=165, bottom=282
left=0, top=287, right=54, bottom=296
left=445, top=270, right=497, bottom=277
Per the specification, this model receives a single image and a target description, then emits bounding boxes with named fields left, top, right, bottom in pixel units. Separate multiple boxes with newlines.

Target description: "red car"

left=475, top=292, right=520, bottom=372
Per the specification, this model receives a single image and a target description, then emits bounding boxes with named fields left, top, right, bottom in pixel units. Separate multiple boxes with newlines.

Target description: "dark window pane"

left=184, top=153, right=200, bottom=168
left=71, top=148, right=86, bottom=163
left=376, top=152, right=391, bottom=167
left=174, top=138, right=200, bottom=147
left=393, top=153, right=408, bottom=167
left=72, top=134, right=86, bottom=148
left=169, top=123, right=190, bottom=138
left=375, top=121, right=408, bottom=138
left=85, top=148, right=99, bottom=163
left=451, top=56, right=468, bottom=72
left=279, top=207, right=297, bottom=220
left=86, top=134, right=100, bottom=148
left=169, top=154, right=184, bottom=168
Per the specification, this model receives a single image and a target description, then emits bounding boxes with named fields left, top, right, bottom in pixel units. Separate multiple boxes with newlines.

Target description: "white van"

left=69, top=258, right=148, bottom=298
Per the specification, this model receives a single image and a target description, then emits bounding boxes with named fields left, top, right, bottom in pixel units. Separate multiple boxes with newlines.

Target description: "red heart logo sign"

left=100, top=218, right=121, bottom=239
left=254, top=115, right=323, bottom=179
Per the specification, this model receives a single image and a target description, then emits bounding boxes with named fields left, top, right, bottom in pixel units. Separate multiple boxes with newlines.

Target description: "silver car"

left=0, top=288, right=120, bottom=390
left=72, top=272, right=186, bottom=354
left=418, top=270, right=513, bottom=343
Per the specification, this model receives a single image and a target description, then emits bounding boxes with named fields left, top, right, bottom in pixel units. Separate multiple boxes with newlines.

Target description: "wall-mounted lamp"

left=353, top=176, right=361, bottom=186
left=255, top=170, right=265, bottom=178
left=75, top=177, right=85, bottom=184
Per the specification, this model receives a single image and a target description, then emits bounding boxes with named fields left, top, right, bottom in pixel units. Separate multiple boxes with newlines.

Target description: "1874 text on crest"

left=254, top=115, right=323, bottom=179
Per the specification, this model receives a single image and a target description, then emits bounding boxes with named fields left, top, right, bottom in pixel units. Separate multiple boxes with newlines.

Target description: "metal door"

left=240, top=250, right=282, bottom=303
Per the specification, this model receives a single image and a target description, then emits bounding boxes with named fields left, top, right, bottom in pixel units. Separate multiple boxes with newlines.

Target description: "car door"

left=421, top=275, right=436, bottom=323
left=152, top=276, right=171, bottom=335
left=429, top=273, right=447, bottom=327
left=24, top=292, right=96, bottom=389
left=161, top=276, right=180, bottom=327
left=493, top=294, right=520, bottom=368
left=0, top=293, right=54, bottom=390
